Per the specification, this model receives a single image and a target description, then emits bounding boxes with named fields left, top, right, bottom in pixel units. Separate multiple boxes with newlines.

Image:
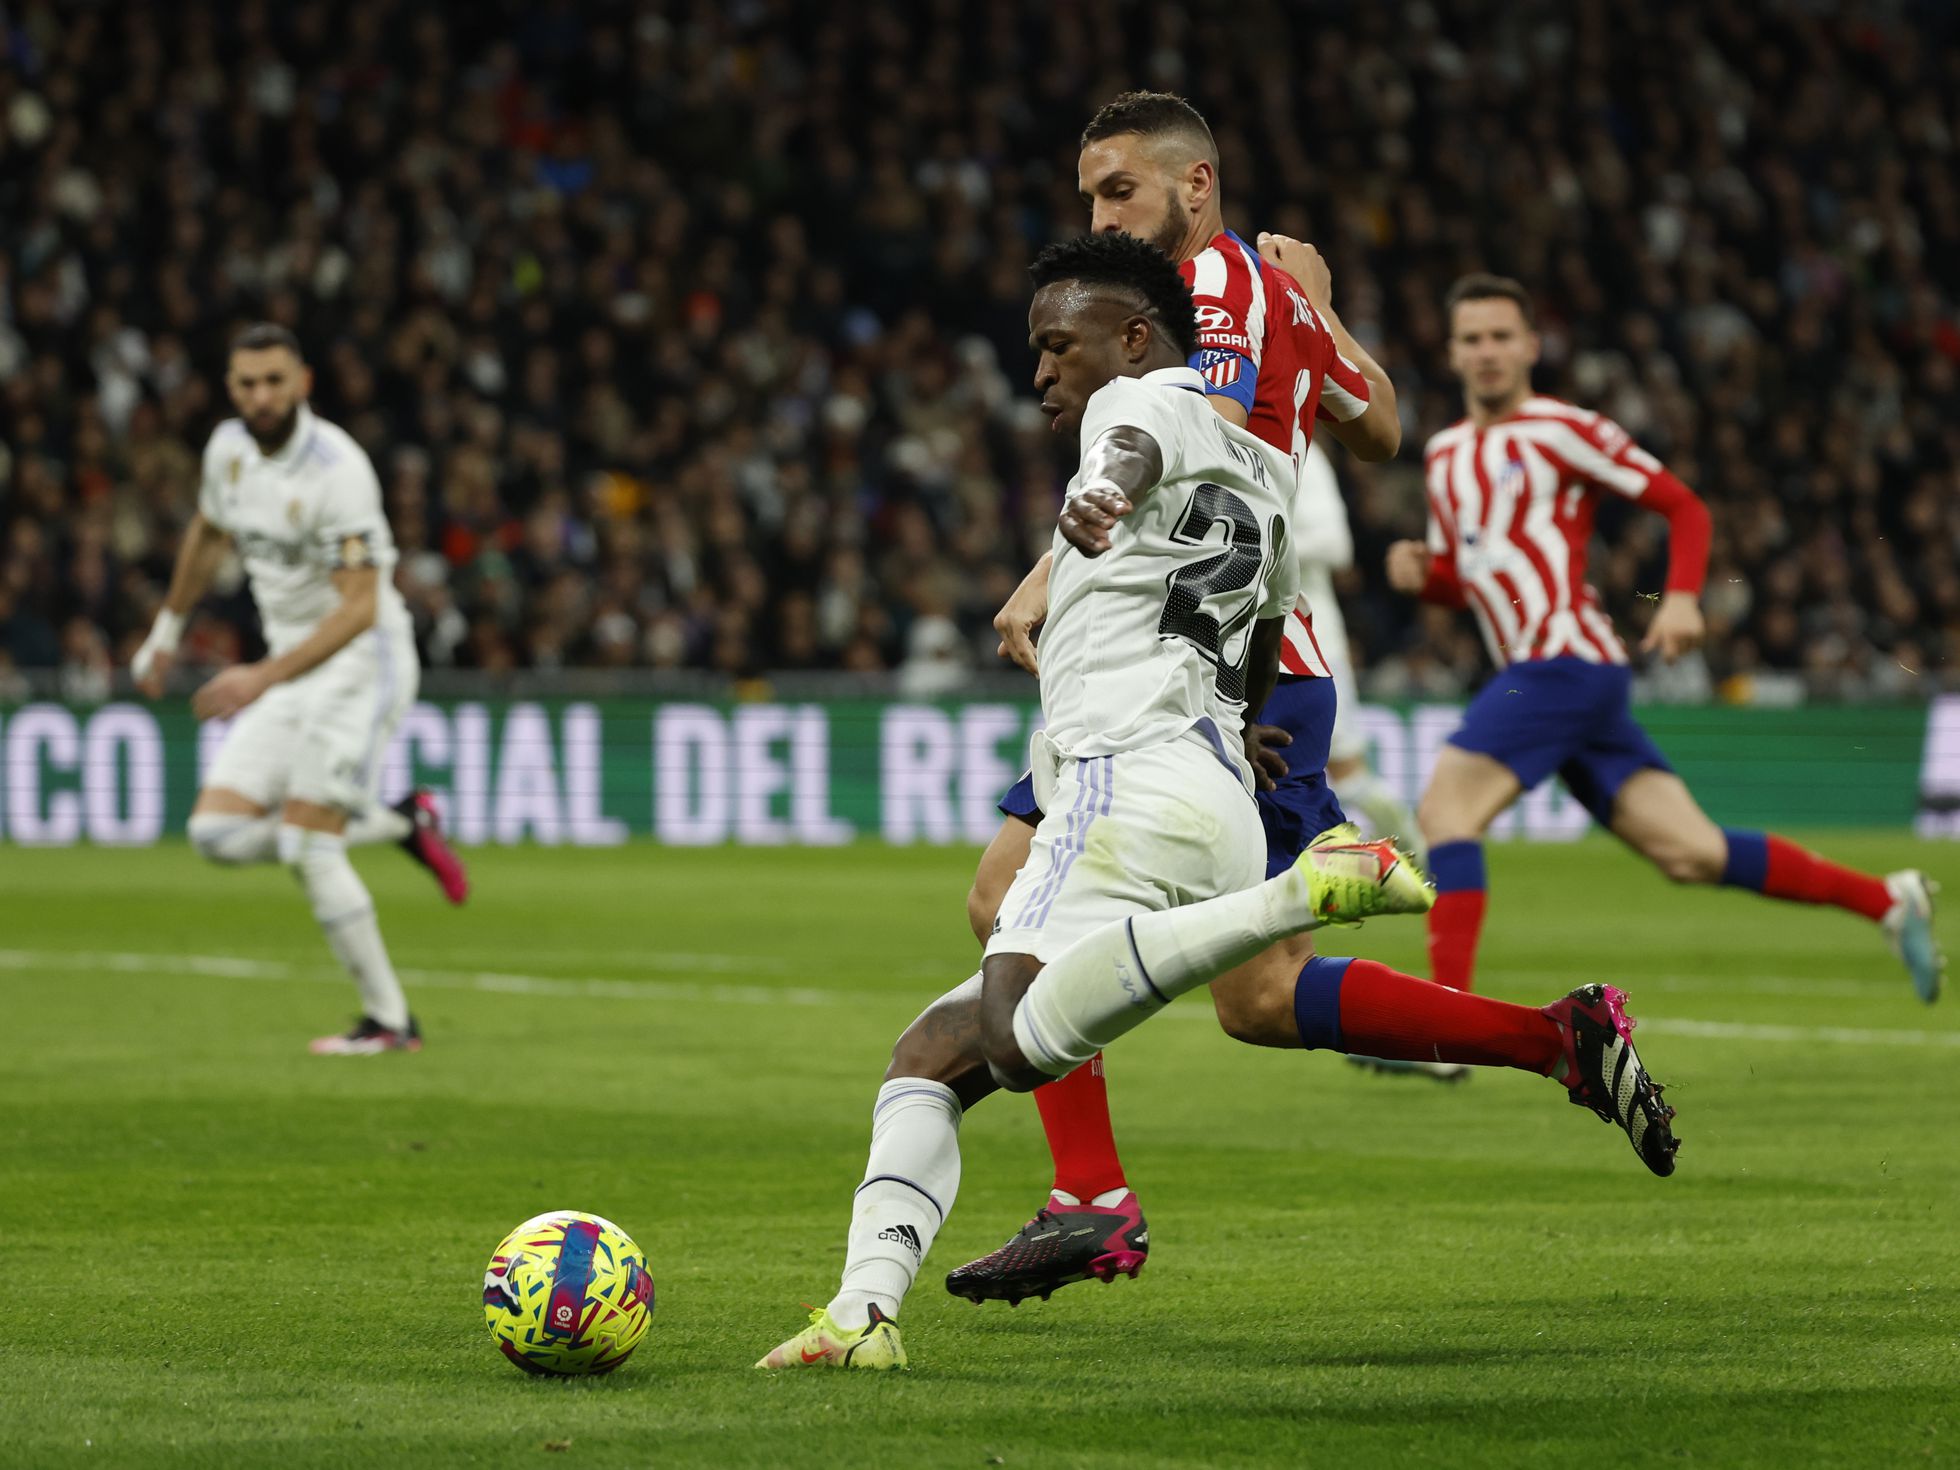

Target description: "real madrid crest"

left=288, top=499, right=303, bottom=526
left=228, top=456, right=241, bottom=484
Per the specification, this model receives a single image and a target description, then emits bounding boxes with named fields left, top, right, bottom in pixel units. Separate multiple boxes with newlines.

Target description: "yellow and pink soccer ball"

left=482, top=1211, right=654, bottom=1376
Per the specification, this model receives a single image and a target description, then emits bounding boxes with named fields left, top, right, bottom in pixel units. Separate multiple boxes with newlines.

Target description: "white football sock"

left=342, top=804, right=412, bottom=846
left=827, top=1078, right=963, bottom=1329
left=279, top=825, right=411, bottom=1031
left=1052, top=1186, right=1133, bottom=1209
left=187, top=812, right=281, bottom=865
left=1013, top=866, right=1319, bottom=1076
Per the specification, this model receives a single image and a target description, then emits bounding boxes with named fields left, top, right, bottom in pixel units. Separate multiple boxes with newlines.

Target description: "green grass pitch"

left=4, top=835, right=1957, bottom=1468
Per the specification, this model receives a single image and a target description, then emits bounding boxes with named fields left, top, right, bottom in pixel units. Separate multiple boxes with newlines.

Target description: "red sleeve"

left=1420, top=479, right=1468, bottom=607
left=1420, top=554, right=1468, bottom=608
left=1553, top=409, right=1710, bottom=597
left=1637, top=469, right=1712, bottom=596
left=1312, top=339, right=1371, bottom=424
left=1183, top=244, right=1260, bottom=417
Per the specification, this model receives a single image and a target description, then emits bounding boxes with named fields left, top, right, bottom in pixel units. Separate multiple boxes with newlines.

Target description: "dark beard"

left=247, top=405, right=301, bottom=453
left=1145, top=193, right=1186, bottom=259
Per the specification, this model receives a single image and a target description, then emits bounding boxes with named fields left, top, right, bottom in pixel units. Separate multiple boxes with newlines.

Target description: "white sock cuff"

left=343, top=803, right=413, bottom=846
left=871, top=1077, right=961, bottom=1124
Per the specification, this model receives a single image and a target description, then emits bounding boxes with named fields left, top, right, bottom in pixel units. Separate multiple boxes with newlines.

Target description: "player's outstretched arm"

left=133, top=511, right=229, bottom=698
left=1562, top=411, right=1713, bottom=663
left=191, top=566, right=378, bottom=722
left=994, top=552, right=1053, bottom=676
left=1056, top=426, right=1165, bottom=558
left=1633, top=476, right=1712, bottom=663
left=1256, top=233, right=1400, bottom=462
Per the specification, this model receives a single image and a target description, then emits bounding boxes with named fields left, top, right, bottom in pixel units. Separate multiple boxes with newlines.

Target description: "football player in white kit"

left=757, top=235, right=1438, bottom=1371
left=1293, top=440, right=1422, bottom=857
left=130, top=325, right=469, bottom=1055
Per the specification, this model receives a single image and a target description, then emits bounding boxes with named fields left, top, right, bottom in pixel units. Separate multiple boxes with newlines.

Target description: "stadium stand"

left=1, top=0, right=1956, bottom=698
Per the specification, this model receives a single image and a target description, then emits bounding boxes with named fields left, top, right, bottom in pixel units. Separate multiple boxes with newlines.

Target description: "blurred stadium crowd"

left=2, top=0, right=1958, bottom=701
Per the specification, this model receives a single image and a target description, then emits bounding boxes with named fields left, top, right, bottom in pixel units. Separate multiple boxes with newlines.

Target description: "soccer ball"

left=482, top=1211, right=655, bottom=1376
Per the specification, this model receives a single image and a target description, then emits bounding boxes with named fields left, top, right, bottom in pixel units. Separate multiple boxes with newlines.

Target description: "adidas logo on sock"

left=877, top=1222, right=923, bottom=1258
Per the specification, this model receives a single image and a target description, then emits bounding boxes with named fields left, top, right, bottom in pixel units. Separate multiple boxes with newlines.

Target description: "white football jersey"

left=197, top=404, right=411, bottom=653
left=1039, top=366, right=1299, bottom=788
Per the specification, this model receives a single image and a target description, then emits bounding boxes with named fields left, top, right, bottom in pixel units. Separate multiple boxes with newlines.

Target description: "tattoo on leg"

left=920, top=999, right=982, bottom=1049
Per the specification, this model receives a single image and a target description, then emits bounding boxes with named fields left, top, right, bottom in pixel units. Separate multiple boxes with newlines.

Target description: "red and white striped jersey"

left=1180, top=230, right=1372, bottom=680
left=1420, top=395, right=1706, bottom=668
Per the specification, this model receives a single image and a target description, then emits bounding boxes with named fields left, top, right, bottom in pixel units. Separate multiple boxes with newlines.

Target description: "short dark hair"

left=1444, top=274, right=1536, bottom=329
left=1030, top=233, right=1200, bottom=359
left=229, top=322, right=304, bottom=360
left=1080, top=90, right=1218, bottom=167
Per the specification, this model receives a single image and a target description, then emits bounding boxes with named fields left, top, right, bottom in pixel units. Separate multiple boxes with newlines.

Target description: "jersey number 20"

left=1158, top=482, right=1280, bottom=702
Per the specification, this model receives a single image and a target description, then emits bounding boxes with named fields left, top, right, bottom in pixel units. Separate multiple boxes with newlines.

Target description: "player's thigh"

left=889, top=970, right=998, bottom=1106
left=290, top=630, right=416, bottom=815
left=1607, top=768, right=1726, bottom=883
left=989, top=743, right=1262, bottom=966
left=969, top=815, right=1037, bottom=946
left=198, top=684, right=304, bottom=816
left=1418, top=744, right=1522, bottom=842
left=1210, top=930, right=1317, bottom=1047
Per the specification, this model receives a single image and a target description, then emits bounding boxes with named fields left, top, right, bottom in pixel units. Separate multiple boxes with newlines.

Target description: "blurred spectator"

left=0, top=0, right=1956, bottom=700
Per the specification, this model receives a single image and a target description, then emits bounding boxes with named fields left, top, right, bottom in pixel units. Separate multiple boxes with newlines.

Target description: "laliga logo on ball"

left=483, top=1211, right=656, bottom=1377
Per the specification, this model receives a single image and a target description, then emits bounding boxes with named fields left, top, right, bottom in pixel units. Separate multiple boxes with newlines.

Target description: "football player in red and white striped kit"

left=1392, top=274, right=1943, bottom=1004
left=937, top=99, right=1684, bottom=1314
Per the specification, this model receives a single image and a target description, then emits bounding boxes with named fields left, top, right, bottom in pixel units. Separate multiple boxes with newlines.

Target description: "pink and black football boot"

left=396, top=790, right=469, bottom=904
left=1546, top=983, right=1679, bottom=1177
left=309, top=1015, right=422, bottom=1055
left=944, top=1190, right=1148, bottom=1306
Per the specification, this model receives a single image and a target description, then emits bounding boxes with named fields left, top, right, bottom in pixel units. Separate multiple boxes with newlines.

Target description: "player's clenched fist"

left=1256, top=232, right=1332, bottom=312
left=1058, top=482, right=1133, bottom=559
left=1385, top=539, right=1431, bottom=595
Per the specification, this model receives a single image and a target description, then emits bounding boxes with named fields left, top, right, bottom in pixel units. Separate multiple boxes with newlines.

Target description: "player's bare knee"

left=1416, top=791, right=1466, bottom=846
left=1653, top=840, right=1723, bottom=886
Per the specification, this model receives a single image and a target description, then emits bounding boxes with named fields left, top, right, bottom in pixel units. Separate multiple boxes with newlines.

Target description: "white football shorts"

left=987, top=732, right=1265, bottom=964
left=203, top=623, right=418, bottom=813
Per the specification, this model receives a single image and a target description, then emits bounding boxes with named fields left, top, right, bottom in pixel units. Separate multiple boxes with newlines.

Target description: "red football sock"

left=1034, top=1052, right=1128, bottom=1201
left=1337, top=958, right=1563, bottom=1074
left=1763, top=836, right=1892, bottom=922
left=1426, top=888, right=1488, bottom=992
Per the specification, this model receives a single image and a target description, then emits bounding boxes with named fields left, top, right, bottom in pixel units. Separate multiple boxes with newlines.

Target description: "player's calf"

left=1210, top=938, right=1315, bottom=1048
